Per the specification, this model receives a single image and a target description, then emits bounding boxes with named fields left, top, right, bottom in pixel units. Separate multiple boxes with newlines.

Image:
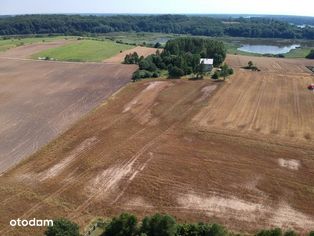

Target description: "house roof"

left=200, top=58, right=214, bottom=65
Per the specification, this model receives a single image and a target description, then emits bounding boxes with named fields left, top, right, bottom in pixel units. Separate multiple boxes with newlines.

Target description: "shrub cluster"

left=212, top=64, right=234, bottom=80
left=242, top=61, right=261, bottom=71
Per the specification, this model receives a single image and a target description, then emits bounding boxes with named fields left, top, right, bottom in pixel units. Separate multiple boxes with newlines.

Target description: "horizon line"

left=1, top=13, right=314, bottom=18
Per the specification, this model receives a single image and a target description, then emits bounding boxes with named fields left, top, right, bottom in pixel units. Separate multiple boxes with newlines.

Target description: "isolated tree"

left=309, top=231, right=314, bottom=236
left=248, top=60, right=254, bottom=68
left=220, top=63, right=233, bottom=80
left=44, top=218, right=79, bottom=236
left=103, top=213, right=138, bottom=236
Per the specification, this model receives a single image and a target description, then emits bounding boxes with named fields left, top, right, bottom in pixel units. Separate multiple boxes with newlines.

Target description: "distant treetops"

left=1, top=15, right=314, bottom=40
left=125, top=37, right=228, bottom=80
left=45, top=213, right=314, bottom=236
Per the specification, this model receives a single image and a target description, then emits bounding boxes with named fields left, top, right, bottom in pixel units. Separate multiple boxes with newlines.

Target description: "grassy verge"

left=284, top=47, right=312, bottom=58
left=32, top=39, right=134, bottom=62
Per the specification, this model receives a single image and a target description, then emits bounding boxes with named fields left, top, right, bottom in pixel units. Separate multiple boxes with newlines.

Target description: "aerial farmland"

left=1, top=9, right=314, bottom=236
left=0, top=35, right=314, bottom=235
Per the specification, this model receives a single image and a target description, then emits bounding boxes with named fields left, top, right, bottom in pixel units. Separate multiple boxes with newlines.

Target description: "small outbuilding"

left=308, top=84, right=314, bottom=90
left=200, top=58, right=214, bottom=72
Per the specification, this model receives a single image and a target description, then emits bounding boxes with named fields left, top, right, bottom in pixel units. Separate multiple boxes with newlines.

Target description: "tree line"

left=1, top=15, right=314, bottom=39
left=45, top=213, right=314, bottom=236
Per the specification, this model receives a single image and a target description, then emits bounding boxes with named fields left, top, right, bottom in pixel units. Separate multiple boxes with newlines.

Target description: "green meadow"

left=32, top=39, right=134, bottom=62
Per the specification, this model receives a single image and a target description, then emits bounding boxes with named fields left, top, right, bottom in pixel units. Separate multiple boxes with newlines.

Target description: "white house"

left=200, top=58, right=214, bottom=71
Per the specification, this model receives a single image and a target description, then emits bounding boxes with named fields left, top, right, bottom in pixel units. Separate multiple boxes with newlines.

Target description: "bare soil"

left=0, top=58, right=137, bottom=174
left=1, top=55, right=314, bottom=235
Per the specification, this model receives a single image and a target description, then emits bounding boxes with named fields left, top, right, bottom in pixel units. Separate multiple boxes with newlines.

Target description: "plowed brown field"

left=0, top=58, right=137, bottom=174
left=1, top=55, right=314, bottom=235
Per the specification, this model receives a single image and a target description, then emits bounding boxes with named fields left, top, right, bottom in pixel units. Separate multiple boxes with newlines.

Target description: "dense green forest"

left=45, top=213, right=314, bottom=236
left=1, top=14, right=314, bottom=39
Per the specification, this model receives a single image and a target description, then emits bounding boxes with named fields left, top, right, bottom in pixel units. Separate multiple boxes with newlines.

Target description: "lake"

left=237, top=44, right=301, bottom=55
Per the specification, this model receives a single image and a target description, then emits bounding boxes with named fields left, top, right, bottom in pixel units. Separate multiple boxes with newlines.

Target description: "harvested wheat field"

left=0, top=57, right=137, bottom=174
left=196, top=55, right=314, bottom=143
left=1, top=55, right=314, bottom=235
left=104, top=46, right=159, bottom=63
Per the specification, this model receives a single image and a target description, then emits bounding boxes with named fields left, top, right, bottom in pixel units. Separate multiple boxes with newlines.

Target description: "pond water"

left=237, top=44, right=300, bottom=54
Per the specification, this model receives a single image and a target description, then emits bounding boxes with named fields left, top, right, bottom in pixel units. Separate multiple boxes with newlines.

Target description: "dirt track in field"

left=0, top=57, right=137, bottom=174
left=0, top=39, right=73, bottom=59
left=1, top=55, right=314, bottom=235
left=103, top=46, right=159, bottom=63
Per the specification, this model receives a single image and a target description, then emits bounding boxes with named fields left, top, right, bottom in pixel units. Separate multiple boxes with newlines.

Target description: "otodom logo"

left=10, top=218, right=53, bottom=227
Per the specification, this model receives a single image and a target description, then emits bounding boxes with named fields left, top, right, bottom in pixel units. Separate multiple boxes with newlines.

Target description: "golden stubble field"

left=195, top=55, right=314, bottom=143
left=0, top=55, right=314, bottom=235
